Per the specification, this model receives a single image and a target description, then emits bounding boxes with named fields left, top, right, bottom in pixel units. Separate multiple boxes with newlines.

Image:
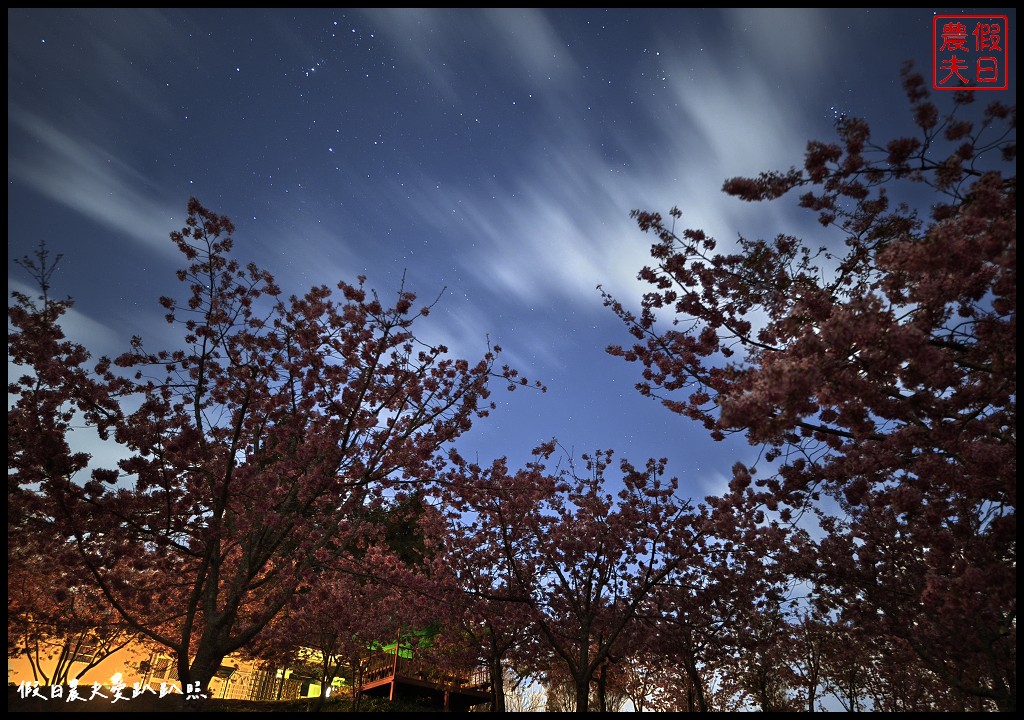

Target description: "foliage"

left=7, top=552, right=138, bottom=687
left=602, top=62, right=1015, bottom=711
left=7, top=59, right=1014, bottom=713
left=8, top=198, right=539, bottom=697
left=446, top=442, right=701, bottom=712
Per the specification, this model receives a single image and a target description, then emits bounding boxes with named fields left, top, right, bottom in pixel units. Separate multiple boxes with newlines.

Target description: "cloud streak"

left=8, top=108, right=182, bottom=257
left=356, top=8, right=578, bottom=102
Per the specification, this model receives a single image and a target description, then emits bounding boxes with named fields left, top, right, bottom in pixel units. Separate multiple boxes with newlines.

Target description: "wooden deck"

left=356, top=650, right=492, bottom=712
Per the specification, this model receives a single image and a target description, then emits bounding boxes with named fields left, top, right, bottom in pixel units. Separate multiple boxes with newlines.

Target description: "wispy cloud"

left=9, top=108, right=183, bottom=257
left=356, top=8, right=577, bottom=101
left=722, top=8, right=838, bottom=89
left=478, top=8, right=577, bottom=82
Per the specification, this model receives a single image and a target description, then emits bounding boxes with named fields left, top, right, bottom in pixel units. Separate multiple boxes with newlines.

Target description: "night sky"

left=7, top=8, right=1016, bottom=500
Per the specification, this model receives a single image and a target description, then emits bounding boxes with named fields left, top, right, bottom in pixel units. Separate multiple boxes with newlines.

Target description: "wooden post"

left=389, top=626, right=401, bottom=702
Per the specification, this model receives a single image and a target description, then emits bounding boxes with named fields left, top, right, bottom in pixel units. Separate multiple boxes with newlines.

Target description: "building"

left=8, top=631, right=492, bottom=712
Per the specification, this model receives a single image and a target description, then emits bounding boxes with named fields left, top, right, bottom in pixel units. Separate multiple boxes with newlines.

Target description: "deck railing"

left=359, top=650, right=488, bottom=691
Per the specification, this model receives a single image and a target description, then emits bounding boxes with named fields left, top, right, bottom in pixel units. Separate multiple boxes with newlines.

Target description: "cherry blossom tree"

left=714, top=602, right=798, bottom=712
left=603, top=63, right=1015, bottom=711
left=441, top=577, right=535, bottom=713
left=244, top=493, right=439, bottom=710
left=641, top=513, right=788, bottom=712
left=8, top=242, right=139, bottom=687
left=8, top=198, right=540, bottom=700
left=433, top=466, right=542, bottom=713
left=8, top=531, right=139, bottom=687
left=448, top=442, right=701, bottom=712
left=617, top=639, right=671, bottom=713
left=500, top=668, right=547, bottom=712
left=784, top=607, right=829, bottom=712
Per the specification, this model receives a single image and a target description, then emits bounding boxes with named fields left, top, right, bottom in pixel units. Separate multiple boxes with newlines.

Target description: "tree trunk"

left=489, top=658, right=506, bottom=712
left=180, top=646, right=228, bottom=712
left=596, top=663, right=608, bottom=712
left=682, top=654, right=708, bottom=712
left=575, top=672, right=590, bottom=713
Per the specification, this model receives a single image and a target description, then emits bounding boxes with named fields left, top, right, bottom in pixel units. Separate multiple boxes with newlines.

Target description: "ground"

left=7, top=687, right=442, bottom=713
